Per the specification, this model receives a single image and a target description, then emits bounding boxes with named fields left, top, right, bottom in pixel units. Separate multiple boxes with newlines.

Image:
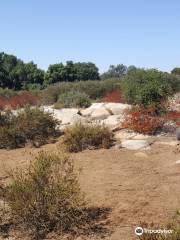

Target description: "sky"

left=0, top=0, right=180, bottom=73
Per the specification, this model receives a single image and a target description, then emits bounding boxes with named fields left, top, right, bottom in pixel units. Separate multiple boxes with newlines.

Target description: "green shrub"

left=6, top=151, right=85, bottom=238
left=122, top=69, right=180, bottom=107
left=40, top=78, right=122, bottom=105
left=16, top=107, right=59, bottom=146
left=0, top=107, right=60, bottom=149
left=0, top=88, right=18, bottom=99
left=0, top=126, right=25, bottom=149
left=63, top=122, right=113, bottom=152
left=55, top=91, right=91, bottom=108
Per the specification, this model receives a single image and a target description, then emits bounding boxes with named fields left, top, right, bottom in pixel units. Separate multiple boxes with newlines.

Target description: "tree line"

left=0, top=52, right=100, bottom=90
left=0, top=52, right=180, bottom=90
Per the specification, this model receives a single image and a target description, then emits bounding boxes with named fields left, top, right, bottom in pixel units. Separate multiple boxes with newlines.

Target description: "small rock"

left=132, top=134, right=150, bottom=140
left=88, top=102, right=106, bottom=109
left=102, top=115, right=122, bottom=130
left=175, top=160, right=180, bottom=164
left=80, top=108, right=94, bottom=117
left=91, top=108, right=111, bottom=120
left=114, top=130, right=137, bottom=140
left=105, top=103, right=131, bottom=115
left=121, top=140, right=150, bottom=150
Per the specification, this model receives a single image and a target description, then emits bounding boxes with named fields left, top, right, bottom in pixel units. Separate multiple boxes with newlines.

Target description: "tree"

left=127, top=65, right=137, bottom=73
left=74, top=62, right=99, bottom=81
left=101, top=64, right=127, bottom=79
left=0, top=52, right=44, bottom=90
left=45, top=61, right=99, bottom=85
left=171, top=68, right=180, bottom=76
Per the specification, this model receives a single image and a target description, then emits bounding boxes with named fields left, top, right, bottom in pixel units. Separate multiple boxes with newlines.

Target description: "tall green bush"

left=122, top=69, right=180, bottom=107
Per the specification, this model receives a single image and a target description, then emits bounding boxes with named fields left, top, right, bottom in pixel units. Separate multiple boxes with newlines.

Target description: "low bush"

left=122, top=105, right=164, bottom=135
left=5, top=151, right=85, bottom=238
left=8, top=92, right=39, bottom=109
left=0, top=88, right=18, bottom=98
left=0, top=126, right=25, bottom=149
left=63, top=122, right=113, bottom=152
left=102, top=90, right=125, bottom=103
left=55, top=91, right=91, bottom=108
left=0, top=91, right=39, bottom=110
left=0, top=107, right=60, bottom=149
left=166, top=111, right=180, bottom=126
left=16, top=107, right=60, bottom=146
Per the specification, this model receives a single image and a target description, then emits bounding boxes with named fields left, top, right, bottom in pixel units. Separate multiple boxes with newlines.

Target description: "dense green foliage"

left=171, top=67, right=180, bottom=76
left=122, top=69, right=180, bottom=107
left=0, top=52, right=44, bottom=90
left=0, top=107, right=59, bottom=148
left=101, top=64, right=137, bottom=79
left=0, top=53, right=100, bottom=89
left=44, top=61, right=99, bottom=85
left=54, top=90, right=91, bottom=109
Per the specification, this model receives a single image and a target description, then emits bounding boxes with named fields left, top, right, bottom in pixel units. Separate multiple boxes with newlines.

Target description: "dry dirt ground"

left=0, top=139, right=180, bottom=240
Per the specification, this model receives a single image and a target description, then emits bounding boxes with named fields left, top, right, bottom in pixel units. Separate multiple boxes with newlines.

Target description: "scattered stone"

left=102, top=115, right=122, bottom=130
left=80, top=103, right=106, bottom=117
left=134, top=152, right=148, bottom=158
left=175, top=160, right=180, bottom=164
left=91, top=108, right=111, bottom=120
left=80, top=108, right=94, bottom=117
left=105, top=103, right=131, bottom=115
left=114, top=130, right=137, bottom=140
left=88, top=102, right=105, bottom=109
left=53, top=109, right=80, bottom=124
left=121, top=140, right=150, bottom=150
left=132, top=134, right=150, bottom=140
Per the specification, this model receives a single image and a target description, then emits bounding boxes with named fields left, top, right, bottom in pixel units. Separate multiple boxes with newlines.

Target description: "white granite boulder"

left=91, top=108, right=111, bottom=120
left=104, top=103, right=131, bottom=115
left=121, top=140, right=150, bottom=150
left=102, top=115, right=123, bottom=130
left=80, top=103, right=105, bottom=117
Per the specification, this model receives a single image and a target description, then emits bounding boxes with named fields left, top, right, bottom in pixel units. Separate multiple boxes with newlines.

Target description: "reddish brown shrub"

left=0, top=97, right=8, bottom=110
left=122, top=105, right=164, bottom=135
left=0, top=92, right=38, bottom=110
left=102, top=90, right=125, bottom=103
left=166, top=111, right=180, bottom=126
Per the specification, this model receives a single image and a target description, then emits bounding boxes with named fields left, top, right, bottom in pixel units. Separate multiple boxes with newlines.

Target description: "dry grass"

left=63, top=122, right=113, bottom=152
left=5, top=151, right=85, bottom=238
left=0, top=107, right=60, bottom=149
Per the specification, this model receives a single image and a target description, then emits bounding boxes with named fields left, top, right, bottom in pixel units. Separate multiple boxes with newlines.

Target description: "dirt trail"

left=0, top=141, right=180, bottom=239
